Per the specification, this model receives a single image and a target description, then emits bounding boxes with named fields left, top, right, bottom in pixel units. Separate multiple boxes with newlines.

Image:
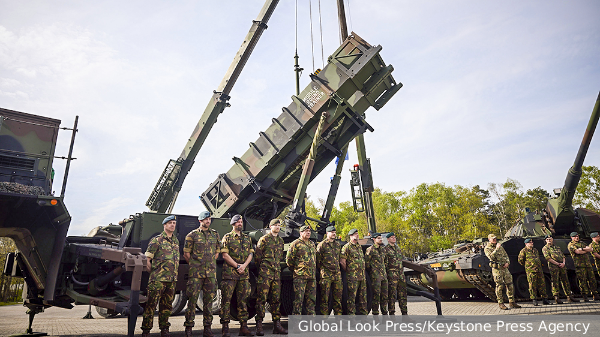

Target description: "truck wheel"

left=513, top=273, right=530, bottom=299
left=197, top=289, right=222, bottom=314
left=171, top=291, right=188, bottom=315
left=280, top=280, right=294, bottom=316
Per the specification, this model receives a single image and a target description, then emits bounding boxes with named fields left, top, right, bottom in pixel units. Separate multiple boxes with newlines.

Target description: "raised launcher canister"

left=200, top=33, right=401, bottom=231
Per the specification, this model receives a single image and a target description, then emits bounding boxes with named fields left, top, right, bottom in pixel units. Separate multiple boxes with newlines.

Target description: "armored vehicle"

left=407, top=92, right=600, bottom=301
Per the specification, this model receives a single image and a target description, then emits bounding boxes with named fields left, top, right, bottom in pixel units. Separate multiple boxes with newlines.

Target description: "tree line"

left=305, top=165, right=600, bottom=257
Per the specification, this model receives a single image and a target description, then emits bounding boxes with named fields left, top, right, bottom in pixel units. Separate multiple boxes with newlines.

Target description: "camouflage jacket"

left=591, top=241, right=600, bottom=266
left=184, top=227, right=221, bottom=279
left=255, top=233, right=284, bottom=280
left=221, top=230, right=255, bottom=280
left=316, top=239, right=342, bottom=279
left=286, top=238, right=316, bottom=279
left=568, top=241, right=592, bottom=268
left=365, top=243, right=386, bottom=281
left=542, top=243, right=565, bottom=270
left=484, top=242, right=509, bottom=268
left=341, top=241, right=365, bottom=281
left=518, top=246, right=543, bottom=273
left=145, top=231, right=180, bottom=283
left=384, top=243, right=404, bottom=281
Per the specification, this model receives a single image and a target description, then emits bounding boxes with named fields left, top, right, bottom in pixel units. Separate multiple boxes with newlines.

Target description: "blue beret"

left=198, top=211, right=211, bottom=221
left=230, top=214, right=242, bottom=225
left=162, top=215, right=176, bottom=224
left=348, top=228, right=358, bottom=235
left=326, top=226, right=336, bottom=233
left=386, top=232, right=395, bottom=238
left=570, top=232, right=579, bottom=237
left=524, top=238, right=532, bottom=243
left=591, top=232, right=599, bottom=238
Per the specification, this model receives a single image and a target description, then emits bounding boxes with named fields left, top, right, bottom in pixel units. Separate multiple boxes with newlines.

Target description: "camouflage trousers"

left=292, top=278, right=316, bottom=315
left=575, top=267, right=598, bottom=296
left=220, top=279, right=251, bottom=324
left=255, top=276, right=281, bottom=322
left=319, top=277, right=343, bottom=315
left=184, top=276, right=217, bottom=327
left=141, top=280, right=175, bottom=331
left=388, top=278, right=407, bottom=315
left=549, top=267, right=571, bottom=296
left=370, top=277, right=388, bottom=315
left=491, top=267, right=515, bottom=303
left=526, top=271, right=547, bottom=299
left=346, top=279, right=368, bottom=315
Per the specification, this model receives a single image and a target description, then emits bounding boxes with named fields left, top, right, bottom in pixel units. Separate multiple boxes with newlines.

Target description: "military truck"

left=407, top=93, right=600, bottom=301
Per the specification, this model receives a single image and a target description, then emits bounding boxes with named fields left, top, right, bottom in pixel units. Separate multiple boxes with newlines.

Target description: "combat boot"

left=382, top=311, right=388, bottom=315
left=222, top=323, right=230, bottom=337
left=160, top=327, right=171, bottom=337
left=499, top=303, right=508, bottom=310
left=141, top=330, right=150, bottom=337
left=532, top=299, right=539, bottom=306
left=554, top=296, right=563, bottom=304
left=255, top=320, right=264, bottom=336
left=239, top=322, right=255, bottom=336
left=273, top=320, right=288, bottom=335
left=509, top=301, right=521, bottom=309
left=542, top=298, right=551, bottom=305
left=582, top=294, right=589, bottom=302
left=593, top=293, right=600, bottom=301
left=185, top=326, right=194, bottom=337
left=203, top=326, right=214, bottom=337
left=567, top=294, right=579, bottom=303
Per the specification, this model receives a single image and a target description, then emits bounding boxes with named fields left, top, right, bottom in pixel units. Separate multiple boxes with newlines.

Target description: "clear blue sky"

left=1, top=0, right=599, bottom=236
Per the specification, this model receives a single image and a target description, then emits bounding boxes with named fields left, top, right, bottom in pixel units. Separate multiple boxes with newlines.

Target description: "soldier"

left=286, top=225, right=317, bottom=315
left=518, top=238, right=550, bottom=306
left=141, top=215, right=180, bottom=337
left=220, top=214, right=255, bottom=337
left=316, top=226, right=342, bottom=315
left=365, top=233, right=387, bottom=315
left=254, top=219, right=287, bottom=335
left=384, top=232, right=407, bottom=315
left=183, top=211, right=221, bottom=337
left=567, top=232, right=600, bottom=301
left=590, top=232, right=600, bottom=278
left=340, top=228, right=367, bottom=315
left=484, top=234, right=521, bottom=310
left=542, top=235, right=578, bottom=304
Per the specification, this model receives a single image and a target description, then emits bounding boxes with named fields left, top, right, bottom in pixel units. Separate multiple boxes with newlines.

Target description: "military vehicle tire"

left=197, top=289, right=222, bottom=314
left=280, top=279, right=294, bottom=316
left=513, top=273, right=530, bottom=299
left=171, top=291, right=188, bottom=315
left=95, top=306, right=119, bottom=318
left=228, top=292, right=257, bottom=321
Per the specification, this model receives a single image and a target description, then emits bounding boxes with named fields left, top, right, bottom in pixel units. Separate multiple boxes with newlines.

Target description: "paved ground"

left=1, top=297, right=599, bottom=336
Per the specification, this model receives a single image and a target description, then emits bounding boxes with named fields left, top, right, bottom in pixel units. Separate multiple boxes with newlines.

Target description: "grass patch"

left=0, top=301, right=22, bottom=306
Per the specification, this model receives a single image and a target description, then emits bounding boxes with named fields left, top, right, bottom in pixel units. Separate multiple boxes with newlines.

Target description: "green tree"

left=523, top=186, right=550, bottom=212
left=574, top=165, right=600, bottom=212
left=488, top=178, right=526, bottom=236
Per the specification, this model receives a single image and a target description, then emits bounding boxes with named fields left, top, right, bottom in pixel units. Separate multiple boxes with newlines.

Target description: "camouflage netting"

left=0, top=182, right=46, bottom=196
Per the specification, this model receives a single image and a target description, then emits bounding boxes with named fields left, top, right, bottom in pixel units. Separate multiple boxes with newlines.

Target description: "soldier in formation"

left=254, top=219, right=287, bottom=335
left=220, top=215, right=255, bottom=337
left=568, top=232, right=600, bottom=302
left=365, top=233, right=388, bottom=315
left=542, top=235, right=578, bottom=304
left=384, top=232, right=407, bottom=315
left=183, top=211, right=221, bottom=337
left=141, top=215, right=180, bottom=337
left=316, top=226, right=343, bottom=315
left=518, top=238, right=550, bottom=306
left=286, top=225, right=317, bottom=315
left=590, top=232, right=600, bottom=278
left=341, top=228, right=368, bottom=315
left=484, top=234, right=521, bottom=310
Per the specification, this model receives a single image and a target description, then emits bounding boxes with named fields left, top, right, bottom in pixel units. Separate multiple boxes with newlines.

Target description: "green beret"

left=299, top=225, right=311, bottom=232
left=198, top=211, right=211, bottom=221
left=348, top=228, right=358, bottom=235
left=524, top=238, right=532, bottom=243
left=570, top=232, right=579, bottom=237
left=326, top=226, right=336, bottom=233
left=162, top=215, right=176, bottom=224
left=385, top=232, right=395, bottom=238
left=591, top=232, right=599, bottom=238
left=269, top=219, right=281, bottom=226
left=544, top=235, right=552, bottom=239
left=372, top=232, right=381, bottom=238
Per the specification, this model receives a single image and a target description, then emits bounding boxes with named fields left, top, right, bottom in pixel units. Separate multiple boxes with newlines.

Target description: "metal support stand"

left=9, top=309, right=48, bottom=337
left=82, top=303, right=94, bottom=319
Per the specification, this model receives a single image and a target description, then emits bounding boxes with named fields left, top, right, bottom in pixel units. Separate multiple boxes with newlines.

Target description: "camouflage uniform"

left=316, top=238, right=342, bottom=315
left=568, top=241, right=598, bottom=296
left=254, top=233, right=284, bottom=322
left=518, top=246, right=547, bottom=299
left=286, top=238, right=317, bottom=315
left=142, top=231, right=180, bottom=331
left=484, top=242, right=515, bottom=303
left=384, top=243, right=406, bottom=315
left=341, top=241, right=367, bottom=315
left=542, top=243, right=572, bottom=296
left=365, top=243, right=388, bottom=315
left=220, top=230, right=254, bottom=324
left=590, top=241, right=600, bottom=277
left=183, top=227, right=221, bottom=327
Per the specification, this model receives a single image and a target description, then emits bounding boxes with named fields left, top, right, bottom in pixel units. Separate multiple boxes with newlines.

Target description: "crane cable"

left=309, top=0, right=315, bottom=72
left=318, top=0, right=325, bottom=69
left=346, top=0, right=354, bottom=33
